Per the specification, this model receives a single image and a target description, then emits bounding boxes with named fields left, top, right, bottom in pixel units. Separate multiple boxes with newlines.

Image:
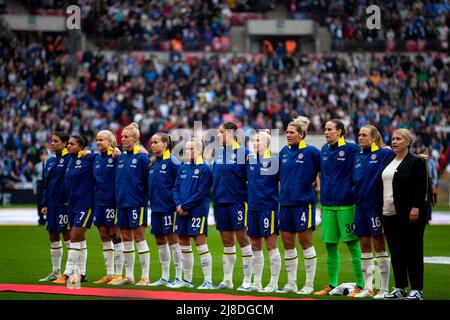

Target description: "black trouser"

left=36, top=181, right=45, bottom=223
left=383, top=213, right=427, bottom=290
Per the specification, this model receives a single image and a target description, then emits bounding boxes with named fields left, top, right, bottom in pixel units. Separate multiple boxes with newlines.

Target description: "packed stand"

left=19, top=0, right=274, bottom=52
left=1, top=30, right=449, bottom=190
left=288, top=0, right=449, bottom=52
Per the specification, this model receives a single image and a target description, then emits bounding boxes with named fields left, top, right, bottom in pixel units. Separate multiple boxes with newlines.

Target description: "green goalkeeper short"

left=321, top=205, right=358, bottom=243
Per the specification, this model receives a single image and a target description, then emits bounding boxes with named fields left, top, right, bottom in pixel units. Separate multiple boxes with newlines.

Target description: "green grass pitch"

left=0, top=225, right=449, bottom=300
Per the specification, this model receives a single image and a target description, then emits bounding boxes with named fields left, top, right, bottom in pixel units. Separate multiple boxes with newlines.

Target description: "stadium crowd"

left=0, top=27, right=449, bottom=190
left=288, top=0, right=449, bottom=52
left=17, top=0, right=275, bottom=51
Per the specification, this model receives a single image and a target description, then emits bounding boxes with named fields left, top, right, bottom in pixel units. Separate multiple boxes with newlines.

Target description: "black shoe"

left=81, top=275, right=88, bottom=283
left=38, top=219, right=46, bottom=225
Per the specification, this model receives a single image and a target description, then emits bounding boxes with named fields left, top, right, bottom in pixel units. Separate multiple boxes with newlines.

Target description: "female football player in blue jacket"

left=314, top=119, right=364, bottom=297
left=53, top=135, right=97, bottom=284
left=147, top=132, right=183, bottom=288
left=246, top=130, right=281, bottom=293
left=92, top=130, right=124, bottom=286
left=113, top=122, right=150, bottom=286
left=39, top=132, right=70, bottom=282
left=213, top=122, right=253, bottom=291
left=352, top=124, right=394, bottom=298
left=278, top=117, right=320, bottom=295
left=172, top=138, right=214, bottom=290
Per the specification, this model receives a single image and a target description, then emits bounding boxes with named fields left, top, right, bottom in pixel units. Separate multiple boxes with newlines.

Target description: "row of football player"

left=38, top=118, right=429, bottom=299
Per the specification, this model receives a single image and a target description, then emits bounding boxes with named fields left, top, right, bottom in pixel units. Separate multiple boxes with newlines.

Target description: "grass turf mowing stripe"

left=0, top=284, right=316, bottom=300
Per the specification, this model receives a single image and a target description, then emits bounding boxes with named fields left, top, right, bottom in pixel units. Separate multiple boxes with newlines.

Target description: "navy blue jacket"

left=212, top=142, right=249, bottom=204
left=279, top=140, right=321, bottom=206
left=115, top=145, right=150, bottom=208
left=42, top=149, right=70, bottom=208
left=320, top=137, right=360, bottom=206
left=65, top=152, right=96, bottom=210
left=353, top=145, right=395, bottom=208
left=173, top=157, right=212, bottom=216
left=247, top=150, right=279, bottom=211
left=148, top=150, right=180, bottom=213
left=93, top=148, right=117, bottom=207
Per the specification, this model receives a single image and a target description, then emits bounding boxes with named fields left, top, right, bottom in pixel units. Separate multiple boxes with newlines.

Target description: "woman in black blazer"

left=381, top=128, right=430, bottom=300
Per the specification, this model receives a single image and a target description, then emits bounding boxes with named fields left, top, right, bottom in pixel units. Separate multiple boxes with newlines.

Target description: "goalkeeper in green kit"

left=314, top=119, right=364, bottom=296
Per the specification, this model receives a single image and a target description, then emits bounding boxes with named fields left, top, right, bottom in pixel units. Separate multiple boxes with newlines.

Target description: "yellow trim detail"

left=307, top=204, right=312, bottom=229
left=77, top=151, right=84, bottom=158
left=338, top=136, right=346, bottom=147
left=114, top=208, right=118, bottom=225
left=173, top=211, right=177, bottom=232
left=195, top=156, right=204, bottom=165
left=263, top=149, right=271, bottom=159
left=200, top=216, right=206, bottom=234
left=133, top=145, right=140, bottom=155
left=139, top=207, right=144, bottom=225
left=82, top=208, right=92, bottom=228
left=61, top=148, right=68, bottom=156
left=107, top=147, right=114, bottom=156
left=371, top=142, right=379, bottom=152
left=299, top=139, right=307, bottom=149
left=232, top=141, right=240, bottom=150
left=270, top=210, right=275, bottom=234
left=163, top=150, right=171, bottom=160
left=244, top=202, right=248, bottom=227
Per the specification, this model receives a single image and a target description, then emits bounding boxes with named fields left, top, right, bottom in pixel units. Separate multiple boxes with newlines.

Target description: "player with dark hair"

left=53, top=134, right=97, bottom=284
left=315, top=119, right=364, bottom=296
left=39, top=132, right=71, bottom=282
left=213, top=122, right=253, bottom=291
left=147, top=132, right=183, bottom=287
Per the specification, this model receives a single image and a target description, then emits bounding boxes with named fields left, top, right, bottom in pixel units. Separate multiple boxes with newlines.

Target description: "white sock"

left=137, top=240, right=150, bottom=279
left=361, top=252, right=374, bottom=290
left=50, top=241, right=63, bottom=273
left=123, top=241, right=135, bottom=279
left=303, top=246, right=317, bottom=288
left=268, top=248, right=281, bottom=287
left=114, top=242, right=124, bottom=276
left=241, top=245, right=253, bottom=284
left=102, top=241, right=114, bottom=276
left=197, top=244, right=212, bottom=283
left=181, top=245, right=193, bottom=282
left=78, top=240, right=87, bottom=276
left=158, top=243, right=171, bottom=281
left=64, top=242, right=80, bottom=276
left=252, top=250, right=264, bottom=287
left=376, top=251, right=390, bottom=292
left=170, top=243, right=183, bottom=280
left=223, top=245, right=236, bottom=282
left=285, top=248, right=298, bottom=285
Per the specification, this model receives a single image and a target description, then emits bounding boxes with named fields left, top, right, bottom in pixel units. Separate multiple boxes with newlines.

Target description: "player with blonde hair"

left=277, top=116, right=320, bottom=294
left=92, top=130, right=125, bottom=285
left=171, top=138, right=214, bottom=289
left=112, top=123, right=151, bottom=286
left=247, top=130, right=281, bottom=292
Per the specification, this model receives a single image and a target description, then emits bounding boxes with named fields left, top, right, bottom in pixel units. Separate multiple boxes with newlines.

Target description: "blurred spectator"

left=0, top=28, right=449, bottom=192
left=33, top=148, right=48, bottom=225
left=289, top=0, right=450, bottom=52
